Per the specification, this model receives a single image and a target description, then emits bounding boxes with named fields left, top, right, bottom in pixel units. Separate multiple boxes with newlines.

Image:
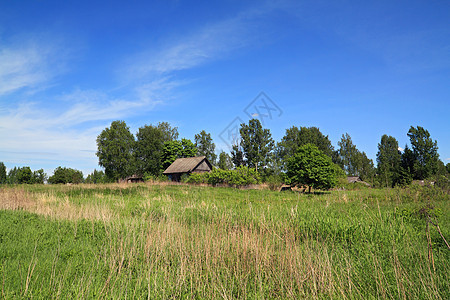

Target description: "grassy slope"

left=0, top=184, right=449, bottom=299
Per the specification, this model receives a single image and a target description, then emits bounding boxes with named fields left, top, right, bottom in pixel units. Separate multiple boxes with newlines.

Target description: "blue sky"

left=1, top=0, right=449, bottom=176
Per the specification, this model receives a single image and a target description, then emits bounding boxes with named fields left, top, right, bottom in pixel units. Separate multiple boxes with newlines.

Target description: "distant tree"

left=377, top=135, right=402, bottom=187
left=446, top=163, right=450, bottom=174
left=33, top=169, right=47, bottom=184
left=96, top=120, right=136, bottom=181
left=161, top=141, right=183, bottom=170
left=231, top=143, right=245, bottom=168
left=337, top=133, right=360, bottom=176
left=16, top=167, right=33, bottom=184
left=85, top=169, right=108, bottom=184
left=7, top=167, right=19, bottom=184
left=135, top=122, right=178, bottom=176
left=181, top=138, right=197, bottom=158
left=401, top=145, right=415, bottom=175
left=48, top=167, right=83, bottom=184
left=0, top=162, right=6, bottom=184
left=239, top=119, right=274, bottom=171
left=277, top=126, right=335, bottom=163
left=286, top=144, right=341, bottom=193
left=218, top=151, right=233, bottom=170
left=357, top=151, right=375, bottom=183
left=161, top=139, right=197, bottom=170
left=195, top=130, right=217, bottom=164
left=157, top=121, right=179, bottom=141
left=407, top=126, right=439, bottom=180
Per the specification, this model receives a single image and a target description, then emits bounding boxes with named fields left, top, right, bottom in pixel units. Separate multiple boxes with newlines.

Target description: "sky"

left=0, top=0, right=449, bottom=176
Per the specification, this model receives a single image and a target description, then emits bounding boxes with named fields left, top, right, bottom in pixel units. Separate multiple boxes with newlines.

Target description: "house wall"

left=193, top=160, right=211, bottom=173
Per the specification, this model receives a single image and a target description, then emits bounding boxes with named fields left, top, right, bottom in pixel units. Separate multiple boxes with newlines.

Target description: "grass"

left=0, top=183, right=448, bottom=299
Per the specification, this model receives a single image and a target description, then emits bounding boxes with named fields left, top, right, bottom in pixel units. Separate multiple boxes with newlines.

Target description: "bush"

left=185, top=166, right=261, bottom=187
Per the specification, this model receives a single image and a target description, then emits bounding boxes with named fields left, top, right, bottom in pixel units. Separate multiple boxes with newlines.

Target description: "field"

left=0, top=183, right=449, bottom=299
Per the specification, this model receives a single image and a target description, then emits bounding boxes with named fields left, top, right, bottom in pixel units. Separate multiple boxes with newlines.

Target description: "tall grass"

left=0, top=183, right=448, bottom=298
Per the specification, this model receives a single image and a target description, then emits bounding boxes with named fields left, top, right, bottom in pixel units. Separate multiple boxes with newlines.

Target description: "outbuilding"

left=163, top=156, right=212, bottom=182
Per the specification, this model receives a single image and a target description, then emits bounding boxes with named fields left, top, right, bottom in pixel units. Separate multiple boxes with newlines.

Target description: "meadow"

left=0, top=183, right=448, bottom=299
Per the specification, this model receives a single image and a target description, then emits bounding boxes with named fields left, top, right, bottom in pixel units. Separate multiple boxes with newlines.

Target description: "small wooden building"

left=163, top=156, right=212, bottom=182
left=347, top=176, right=370, bottom=186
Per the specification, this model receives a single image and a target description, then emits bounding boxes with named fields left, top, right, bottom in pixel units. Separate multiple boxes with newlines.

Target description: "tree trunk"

left=308, top=185, right=312, bottom=194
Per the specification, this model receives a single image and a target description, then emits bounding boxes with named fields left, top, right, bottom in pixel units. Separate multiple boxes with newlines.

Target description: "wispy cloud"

left=0, top=38, right=67, bottom=96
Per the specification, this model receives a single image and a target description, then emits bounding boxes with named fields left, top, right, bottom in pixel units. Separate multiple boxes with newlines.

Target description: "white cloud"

left=0, top=39, right=66, bottom=96
left=398, top=146, right=404, bottom=152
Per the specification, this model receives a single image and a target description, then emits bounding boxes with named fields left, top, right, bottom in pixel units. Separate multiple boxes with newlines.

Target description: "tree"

left=16, top=167, right=33, bottom=184
left=376, top=135, right=402, bottom=187
left=277, top=126, right=335, bottom=163
left=195, top=130, right=217, bottom=164
left=85, top=169, right=108, bottom=184
left=231, top=143, right=245, bottom=168
left=218, top=151, right=233, bottom=170
left=239, top=119, right=274, bottom=171
left=48, top=167, right=83, bottom=184
left=337, top=133, right=359, bottom=176
left=161, top=139, right=197, bottom=170
left=135, top=122, right=178, bottom=176
left=0, top=162, right=6, bottom=184
left=407, top=126, right=439, bottom=180
left=7, top=167, right=19, bottom=184
left=96, top=120, right=136, bottom=181
left=33, top=169, right=47, bottom=184
left=286, top=144, right=341, bottom=193
left=181, top=138, right=197, bottom=158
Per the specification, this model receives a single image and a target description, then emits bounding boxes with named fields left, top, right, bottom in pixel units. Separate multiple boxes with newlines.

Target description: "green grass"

left=0, top=183, right=449, bottom=299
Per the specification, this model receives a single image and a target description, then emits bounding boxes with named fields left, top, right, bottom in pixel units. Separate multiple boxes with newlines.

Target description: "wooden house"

left=163, top=156, right=212, bottom=182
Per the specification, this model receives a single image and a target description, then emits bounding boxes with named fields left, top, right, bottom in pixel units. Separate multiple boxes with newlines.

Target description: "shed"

left=163, top=156, right=212, bottom=182
left=347, top=176, right=371, bottom=186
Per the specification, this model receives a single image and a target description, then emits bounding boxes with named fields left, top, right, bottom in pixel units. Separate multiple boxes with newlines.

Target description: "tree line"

left=1, top=119, right=448, bottom=188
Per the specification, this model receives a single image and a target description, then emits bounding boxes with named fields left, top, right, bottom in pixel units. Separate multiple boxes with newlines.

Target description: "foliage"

left=376, top=135, right=402, bottom=187
left=161, top=139, right=198, bottom=170
left=32, top=169, right=47, bottom=184
left=195, top=130, right=217, bottom=165
left=135, top=122, right=178, bottom=176
left=217, top=151, right=233, bottom=170
left=0, top=162, right=6, bottom=184
left=230, top=143, right=245, bottom=167
left=287, top=144, right=341, bottom=192
left=337, top=133, right=375, bottom=181
left=48, top=166, right=83, bottom=184
left=277, top=126, right=335, bottom=164
left=4, top=166, right=46, bottom=184
left=185, top=166, right=260, bottom=186
left=407, top=126, right=439, bottom=180
left=180, top=138, right=197, bottom=158
left=238, top=119, right=274, bottom=171
left=85, top=169, right=109, bottom=184
left=96, top=120, right=136, bottom=181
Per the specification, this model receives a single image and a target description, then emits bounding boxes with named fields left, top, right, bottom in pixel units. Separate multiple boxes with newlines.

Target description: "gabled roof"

left=163, top=156, right=211, bottom=174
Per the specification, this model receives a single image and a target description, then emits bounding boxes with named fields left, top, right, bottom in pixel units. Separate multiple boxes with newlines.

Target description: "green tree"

left=7, top=167, right=19, bottom=184
left=286, top=144, right=341, bottom=193
left=181, top=138, right=197, bottom=158
left=195, top=130, right=217, bottom=164
left=85, top=169, right=108, bottom=184
left=33, top=169, right=47, bottom=184
left=17, top=167, right=33, bottom=184
left=135, top=122, right=178, bottom=176
left=0, top=162, right=6, bottom=184
left=48, top=167, right=83, bottom=184
left=337, top=133, right=374, bottom=181
left=218, top=151, right=233, bottom=170
left=161, top=140, right=183, bottom=170
left=407, top=126, right=439, bottom=180
left=277, top=126, right=335, bottom=162
left=96, top=120, right=136, bottom=181
left=376, top=135, right=402, bottom=187
left=239, top=119, right=274, bottom=171
left=231, top=143, right=245, bottom=168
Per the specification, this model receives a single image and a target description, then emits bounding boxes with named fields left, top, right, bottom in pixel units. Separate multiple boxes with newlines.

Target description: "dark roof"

left=347, top=176, right=361, bottom=183
left=163, top=156, right=211, bottom=174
